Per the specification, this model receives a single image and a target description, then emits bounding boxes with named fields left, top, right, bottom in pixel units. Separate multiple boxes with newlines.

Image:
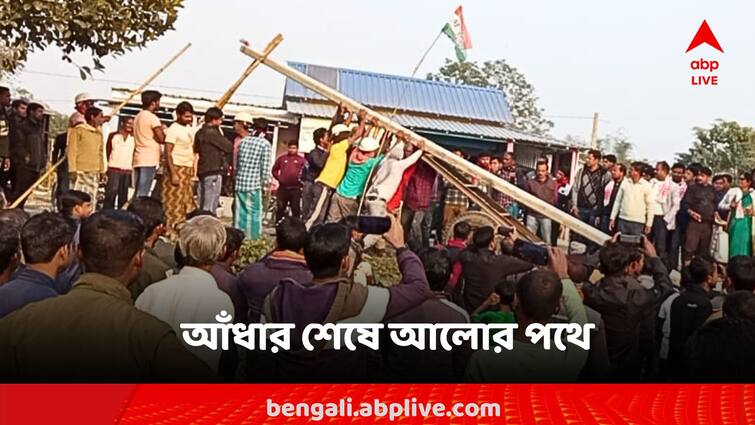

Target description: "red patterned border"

left=1, top=384, right=753, bottom=424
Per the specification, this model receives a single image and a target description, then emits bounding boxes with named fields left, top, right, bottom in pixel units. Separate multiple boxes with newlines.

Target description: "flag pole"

left=389, top=30, right=443, bottom=117
left=354, top=30, right=444, bottom=216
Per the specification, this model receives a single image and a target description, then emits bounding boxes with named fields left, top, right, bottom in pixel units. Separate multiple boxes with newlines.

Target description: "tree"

left=597, top=131, right=634, bottom=164
left=0, top=0, right=184, bottom=77
left=428, top=58, right=554, bottom=135
left=676, top=120, right=755, bottom=176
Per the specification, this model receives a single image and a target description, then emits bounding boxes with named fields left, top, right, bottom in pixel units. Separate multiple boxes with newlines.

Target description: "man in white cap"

left=304, top=108, right=368, bottom=228
left=326, top=135, right=385, bottom=223
left=233, top=112, right=271, bottom=239
left=69, top=93, right=94, bottom=129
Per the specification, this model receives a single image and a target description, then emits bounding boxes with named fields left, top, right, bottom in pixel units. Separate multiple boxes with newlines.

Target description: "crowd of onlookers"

left=0, top=85, right=754, bottom=382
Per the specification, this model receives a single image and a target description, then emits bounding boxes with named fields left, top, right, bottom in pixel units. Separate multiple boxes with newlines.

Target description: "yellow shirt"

left=67, top=123, right=104, bottom=173
left=316, top=139, right=350, bottom=189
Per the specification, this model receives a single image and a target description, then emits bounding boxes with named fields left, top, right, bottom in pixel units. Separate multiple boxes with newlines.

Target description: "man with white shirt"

left=610, top=162, right=654, bottom=236
left=162, top=101, right=197, bottom=237
left=136, top=215, right=234, bottom=374
left=104, top=118, right=135, bottom=209
left=650, top=161, right=682, bottom=266
left=364, top=137, right=424, bottom=217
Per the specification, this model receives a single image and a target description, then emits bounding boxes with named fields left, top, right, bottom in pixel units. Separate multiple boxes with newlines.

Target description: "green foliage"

left=48, top=111, right=69, bottom=138
left=236, top=238, right=275, bottom=271
left=366, top=253, right=400, bottom=287
left=428, top=58, right=554, bottom=135
left=597, top=131, right=634, bottom=164
left=0, top=0, right=184, bottom=77
left=676, top=120, right=755, bottom=176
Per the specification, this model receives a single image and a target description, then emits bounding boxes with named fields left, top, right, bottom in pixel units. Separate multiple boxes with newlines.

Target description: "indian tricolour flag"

left=442, top=6, right=473, bottom=61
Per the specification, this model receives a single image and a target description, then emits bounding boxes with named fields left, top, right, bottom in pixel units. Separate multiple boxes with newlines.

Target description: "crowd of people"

left=0, top=85, right=754, bottom=382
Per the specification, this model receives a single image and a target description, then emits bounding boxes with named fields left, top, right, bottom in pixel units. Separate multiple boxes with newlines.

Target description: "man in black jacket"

left=667, top=256, right=714, bottom=379
left=582, top=236, right=674, bottom=380
left=456, top=226, right=533, bottom=313
left=194, top=107, right=233, bottom=213
left=682, top=167, right=717, bottom=265
left=0, top=87, right=11, bottom=203
left=10, top=102, right=47, bottom=207
left=301, top=128, right=329, bottom=221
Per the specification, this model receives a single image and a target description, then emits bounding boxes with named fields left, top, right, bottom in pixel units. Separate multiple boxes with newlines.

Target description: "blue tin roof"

left=287, top=101, right=575, bottom=148
left=284, top=62, right=513, bottom=124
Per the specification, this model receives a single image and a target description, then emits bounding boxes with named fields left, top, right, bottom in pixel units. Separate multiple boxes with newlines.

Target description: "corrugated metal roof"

left=287, top=101, right=576, bottom=148
left=284, top=62, right=513, bottom=124
left=109, top=88, right=299, bottom=124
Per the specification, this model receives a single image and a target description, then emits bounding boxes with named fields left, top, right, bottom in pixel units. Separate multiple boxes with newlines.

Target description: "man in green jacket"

left=0, top=210, right=212, bottom=382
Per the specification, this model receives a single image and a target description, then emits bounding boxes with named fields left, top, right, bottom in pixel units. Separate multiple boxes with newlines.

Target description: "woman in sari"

left=720, top=173, right=754, bottom=258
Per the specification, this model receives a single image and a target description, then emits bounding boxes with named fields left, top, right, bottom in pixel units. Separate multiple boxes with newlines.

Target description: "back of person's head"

left=58, top=190, right=91, bottom=219
left=0, top=208, right=30, bottom=234
left=338, top=215, right=359, bottom=234
left=687, top=256, right=714, bottom=287
left=21, top=213, right=74, bottom=264
left=186, top=209, right=216, bottom=220
left=515, top=270, right=563, bottom=322
left=220, top=227, right=245, bottom=263
left=496, top=280, right=517, bottom=306
left=127, top=197, right=165, bottom=238
left=452, top=221, right=471, bottom=241
left=599, top=241, right=642, bottom=276
left=80, top=211, right=145, bottom=278
left=205, top=107, right=223, bottom=122
left=418, top=247, right=451, bottom=292
left=722, top=291, right=755, bottom=321
left=276, top=217, right=308, bottom=252
left=305, top=223, right=351, bottom=279
left=727, top=256, right=755, bottom=291
left=0, top=224, right=20, bottom=275
left=141, top=90, right=161, bottom=108
left=471, top=226, right=494, bottom=251
left=685, top=318, right=755, bottom=381
left=178, top=215, right=226, bottom=267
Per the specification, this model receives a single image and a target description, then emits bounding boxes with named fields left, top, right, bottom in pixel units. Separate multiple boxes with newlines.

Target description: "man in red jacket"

left=272, top=141, right=306, bottom=220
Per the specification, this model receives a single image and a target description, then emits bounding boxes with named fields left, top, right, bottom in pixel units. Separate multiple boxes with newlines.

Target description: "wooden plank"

left=422, top=156, right=540, bottom=242
left=216, top=35, right=283, bottom=109
left=239, top=43, right=610, bottom=245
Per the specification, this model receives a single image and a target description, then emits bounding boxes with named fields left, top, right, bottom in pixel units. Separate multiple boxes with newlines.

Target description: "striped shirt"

left=235, top=136, right=272, bottom=192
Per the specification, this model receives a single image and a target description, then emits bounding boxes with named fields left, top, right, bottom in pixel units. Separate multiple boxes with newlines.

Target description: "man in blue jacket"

left=0, top=212, right=74, bottom=318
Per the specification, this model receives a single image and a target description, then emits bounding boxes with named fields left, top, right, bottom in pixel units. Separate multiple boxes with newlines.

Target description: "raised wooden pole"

left=215, top=35, right=283, bottom=109
left=110, top=42, right=192, bottom=116
left=239, top=43, right=610, bottom=245
left=8, top=43, right=193, bottom=209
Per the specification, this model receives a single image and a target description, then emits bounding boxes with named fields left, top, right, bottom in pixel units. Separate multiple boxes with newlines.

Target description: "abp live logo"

left=686, top=20, right=723, bottom=86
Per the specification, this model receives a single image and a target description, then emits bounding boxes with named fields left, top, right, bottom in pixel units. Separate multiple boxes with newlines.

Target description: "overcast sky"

left=9, top=0, right=755, bottom=161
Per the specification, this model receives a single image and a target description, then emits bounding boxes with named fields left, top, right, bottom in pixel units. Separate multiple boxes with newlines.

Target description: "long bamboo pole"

left=8, top=43, right=193, bottom=209
left=239, top=43, right=610, bottom=245
left=215, top=35, right=283, bottom=109
left=111, top=42, right=192, bottom=116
